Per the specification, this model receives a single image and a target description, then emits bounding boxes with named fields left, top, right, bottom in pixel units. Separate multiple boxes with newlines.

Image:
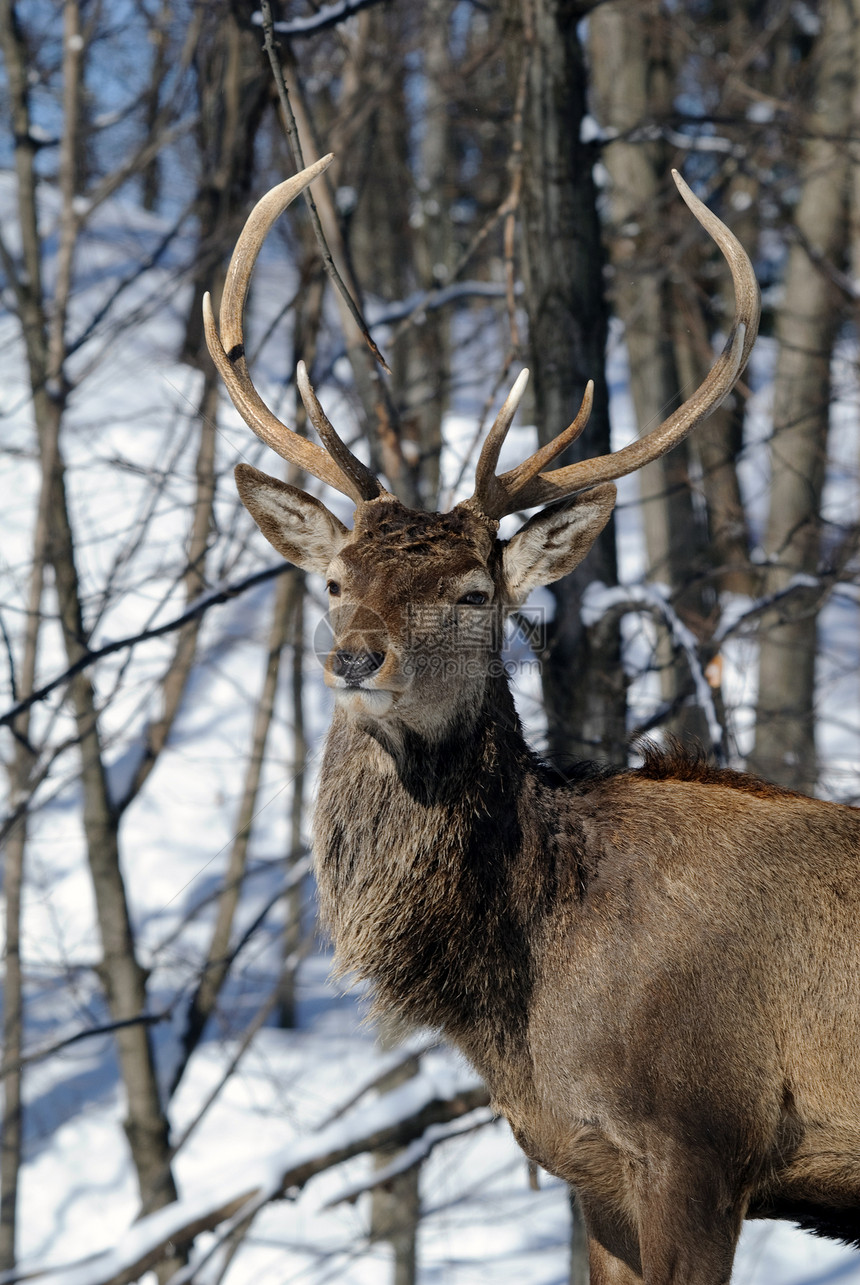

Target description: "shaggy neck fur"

left=313, top=674, right=592, bottom=1095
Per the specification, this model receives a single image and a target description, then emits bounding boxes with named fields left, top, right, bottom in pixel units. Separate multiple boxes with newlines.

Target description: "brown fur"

left=635, top=739, right=797, bottom=800
left=236, top=478, right=860, bottom=1284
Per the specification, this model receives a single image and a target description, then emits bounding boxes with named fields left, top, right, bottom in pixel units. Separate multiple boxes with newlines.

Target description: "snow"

left=9, top=1056, right=486, bottom=1285
left=1, top=171, right=859, bottom=1285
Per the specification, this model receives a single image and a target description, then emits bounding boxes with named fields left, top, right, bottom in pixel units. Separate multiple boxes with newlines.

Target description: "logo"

left=310, top=601, right=546, bottom=676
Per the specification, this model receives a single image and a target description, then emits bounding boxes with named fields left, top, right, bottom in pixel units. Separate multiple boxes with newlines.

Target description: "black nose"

left=333, top=649, right=385, bottom=684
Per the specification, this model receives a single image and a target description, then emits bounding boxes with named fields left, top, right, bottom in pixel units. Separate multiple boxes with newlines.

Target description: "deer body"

left=204, top=156, right=860, bottom=1282
left=317, top=676, right=860, bottom=1276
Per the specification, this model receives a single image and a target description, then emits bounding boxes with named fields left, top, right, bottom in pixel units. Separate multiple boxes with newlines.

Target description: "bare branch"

left=0, top=1011, right=171, bottom=1081
left=322, top=1106, right=496, bottom=1208
left=0, top=564, right=295, bottom=729
left=580, top=582, right=726, bottom=754
left=1, top=1078, right=491, bottom=1285
left=317, top=1041, right=440, bottom=1129
left=266, top=0, right=391, bottom=39
left=258, top=0, right=390, bottom=373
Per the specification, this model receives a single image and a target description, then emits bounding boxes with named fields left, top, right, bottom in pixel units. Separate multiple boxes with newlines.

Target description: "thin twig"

left=0, top=1010, right=171, bottom=1080
left=266, top=0, right=390, bottom=39
left=317, top=1041, right=439, bottom=1129
left=4, top=1081, right=491, bottom=1285
left=323, top=1107, right=496, bottom=1208
left=388, top=202, right=518, bottom=351
left=0, top=564, right=295, bottom=728
left=503, top=0, right=532, bottom=353
left=168, top=987, right=281, bottom=1160
left=258, top=0, right=390, bottom=373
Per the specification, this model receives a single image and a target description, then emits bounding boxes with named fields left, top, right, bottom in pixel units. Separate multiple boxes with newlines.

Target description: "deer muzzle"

left=332, top=649, right=386, bottom=686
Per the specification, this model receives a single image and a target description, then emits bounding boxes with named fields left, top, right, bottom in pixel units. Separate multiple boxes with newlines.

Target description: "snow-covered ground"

left=2, top=174, right=860, bottom=1284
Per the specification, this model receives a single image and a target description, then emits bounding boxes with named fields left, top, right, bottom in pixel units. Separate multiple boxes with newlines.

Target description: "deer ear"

left=501, top=483, right=617, bottom=606
left=235, top=463, right=348, bottom=575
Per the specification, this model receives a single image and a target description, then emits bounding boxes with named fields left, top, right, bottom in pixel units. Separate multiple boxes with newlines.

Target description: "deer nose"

left=332, top=649, right=386, bottom=684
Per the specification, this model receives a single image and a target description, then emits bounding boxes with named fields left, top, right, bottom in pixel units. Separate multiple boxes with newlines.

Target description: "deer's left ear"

left=501, top=483, right=617, bottom=606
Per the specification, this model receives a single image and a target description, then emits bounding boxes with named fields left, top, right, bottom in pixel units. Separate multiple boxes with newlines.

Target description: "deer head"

left=204, top=155, right=759, bottom=739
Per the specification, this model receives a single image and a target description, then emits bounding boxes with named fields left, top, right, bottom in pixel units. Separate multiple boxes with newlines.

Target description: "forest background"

left=2, top=0, right=860, bottom=1282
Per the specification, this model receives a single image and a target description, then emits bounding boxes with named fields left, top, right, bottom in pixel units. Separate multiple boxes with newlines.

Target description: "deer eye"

left=458, top=591, right=487, bottom=606
left=327, top=581, right=341, bottom=597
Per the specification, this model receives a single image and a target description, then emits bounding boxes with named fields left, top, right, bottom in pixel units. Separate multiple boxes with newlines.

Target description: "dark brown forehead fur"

left=347, top=499, right=497, bottom=569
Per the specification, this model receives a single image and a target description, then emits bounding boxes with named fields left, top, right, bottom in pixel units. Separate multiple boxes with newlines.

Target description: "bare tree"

left=0, top=0, right=276, bottom=1268
left=0, top=4, right=182, bottom=1263
left=503, top=0, right=625, bottom=765
left=750, top=0, right=853, bottom=792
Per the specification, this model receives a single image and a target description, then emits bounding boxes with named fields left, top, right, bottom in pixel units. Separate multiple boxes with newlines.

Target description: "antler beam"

left=203, top=154, right=387, bottom=506
left=468, top=169, right=760, bottom=519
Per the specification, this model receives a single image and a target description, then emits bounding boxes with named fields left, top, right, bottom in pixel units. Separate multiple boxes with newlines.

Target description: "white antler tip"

left=201, top=291, right=224, bottom=357
left=296, top=361, right=320, bottom=418
left=671, top=169, right=707, bottom=219
left=507, top=368, right=529, bottom=407
left=303, top=154, right=335, bottom=183
left=296, top=359, right=310, bottom=388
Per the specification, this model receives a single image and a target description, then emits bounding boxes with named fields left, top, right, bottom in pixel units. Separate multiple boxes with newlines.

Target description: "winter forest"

left=2, top=0, right=860, bottom=1281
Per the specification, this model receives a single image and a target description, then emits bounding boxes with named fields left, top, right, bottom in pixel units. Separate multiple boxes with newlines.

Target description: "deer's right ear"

left=235, top=463, right=349, bottom=576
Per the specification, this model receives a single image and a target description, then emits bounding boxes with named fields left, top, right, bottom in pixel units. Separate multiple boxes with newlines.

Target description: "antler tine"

left=470, top=369, right=531, bottom=518
left=473, top=170, right=760, bottom=516
left=498, top=381, right=594, bottom=499
left=296, top=361, right=384, bottom=502
left=466, top=377, right=594, bottom=520
left=204, top=154, right=381, bottom=506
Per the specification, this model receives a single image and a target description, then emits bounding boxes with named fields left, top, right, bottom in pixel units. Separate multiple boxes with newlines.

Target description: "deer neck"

left=313, top=676, right=550, bottom=1084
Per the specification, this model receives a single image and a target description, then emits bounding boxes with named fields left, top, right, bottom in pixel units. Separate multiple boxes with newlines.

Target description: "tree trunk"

left=181, top=0, right=271, bottom=365
left=0, top=338, right=55, bottom=1268
left=283, top=56, right=421, bottom=508
left=140, top=0, right=172, bottom=211
left=0, top=2, right=181, bottom=1254
left=506, top=0, right=625, bottom=764
left=750, top=0, right=852, bottom=792
left=589, top=0, right=716, bottom=747
left=170, top=567, right=301, bottom=1093
left=568, top=1189, right=589, bottom=1284
left=46, top=438, right=179, bottom=1219
left=406, top=0, right=452, bottom=505
left=369, top=1041, right=422, bottom=1285
left=0, top=824, right=24, bottom=1271
left=278, top=579, right=308, bottom=1029
left=671, top=261, right=755, bottom=598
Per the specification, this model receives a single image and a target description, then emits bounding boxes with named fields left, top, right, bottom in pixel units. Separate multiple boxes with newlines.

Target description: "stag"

left=204, top=155, right=860, bottom=1284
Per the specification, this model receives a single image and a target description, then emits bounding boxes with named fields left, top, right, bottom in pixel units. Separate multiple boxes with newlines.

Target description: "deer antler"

left=468, top=170, right=760, bottom=520
left=203, top=154, right=387, bottom=506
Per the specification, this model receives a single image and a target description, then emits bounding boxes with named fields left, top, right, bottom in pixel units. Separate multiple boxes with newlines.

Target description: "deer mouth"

left=331, top=684, right=397, bottom=718
left=327, top=670, right=394, bottom=692
left=324, top=646, right=406, bottom=708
